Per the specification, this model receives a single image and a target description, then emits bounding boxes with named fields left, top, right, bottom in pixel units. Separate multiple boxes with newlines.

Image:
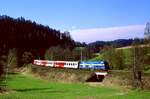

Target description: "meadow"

left=0, top=73, right=150, bottom=99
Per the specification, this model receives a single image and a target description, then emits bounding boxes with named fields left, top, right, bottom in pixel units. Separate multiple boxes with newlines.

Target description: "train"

left=33, top=60, right=110, bottom=70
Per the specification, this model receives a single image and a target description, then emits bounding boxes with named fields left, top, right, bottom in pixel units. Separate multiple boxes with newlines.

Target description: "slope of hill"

left=117, top=44, right=150, bottom=50
left=1, top=72, right=150, bottom=99
left=0, top=15, right=75, bottom=59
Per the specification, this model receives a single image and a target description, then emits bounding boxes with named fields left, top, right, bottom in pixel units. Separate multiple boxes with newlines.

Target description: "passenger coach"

left=33, top=60, right=109, bottom=70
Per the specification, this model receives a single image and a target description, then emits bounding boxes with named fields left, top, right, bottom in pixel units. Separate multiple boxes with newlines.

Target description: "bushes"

left=102, top=46, right=125, bottom=70
left=45, top=46, right=92, bottom=61
left=21, top=51, right=33, bottom=64
left=0, top=55, right=7, bottom=89
left=31, top=64, right=93, bottom=83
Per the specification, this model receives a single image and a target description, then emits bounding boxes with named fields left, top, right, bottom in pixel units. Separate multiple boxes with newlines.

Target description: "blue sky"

left=0, top=0, right=150, bottom=43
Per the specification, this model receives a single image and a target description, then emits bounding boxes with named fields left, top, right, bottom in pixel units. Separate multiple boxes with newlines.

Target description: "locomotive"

left=33, top=60, right=109, bottom=70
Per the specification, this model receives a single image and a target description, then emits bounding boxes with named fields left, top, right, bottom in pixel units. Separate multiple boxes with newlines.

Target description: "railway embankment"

left=18, top=64, right=150, bottom=90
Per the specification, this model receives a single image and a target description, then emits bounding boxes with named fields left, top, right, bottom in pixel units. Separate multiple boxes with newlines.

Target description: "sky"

left=0, top=0, right=150, bottom=43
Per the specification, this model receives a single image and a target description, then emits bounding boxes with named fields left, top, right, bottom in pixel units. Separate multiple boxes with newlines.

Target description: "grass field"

left=0, top=73, right=150, bottom=99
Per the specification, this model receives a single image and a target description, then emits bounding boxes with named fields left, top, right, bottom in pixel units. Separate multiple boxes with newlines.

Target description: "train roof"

left=80, top=61, right=104, bottom=64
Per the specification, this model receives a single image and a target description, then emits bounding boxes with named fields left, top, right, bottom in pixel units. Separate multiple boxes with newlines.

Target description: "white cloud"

left=70, top=26, right=77, bottom=30
left=69, top=25, right=145, bottom=43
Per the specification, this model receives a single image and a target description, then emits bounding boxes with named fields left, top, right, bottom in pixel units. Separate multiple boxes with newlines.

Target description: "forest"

left=0, top=15, right=76, bottom=64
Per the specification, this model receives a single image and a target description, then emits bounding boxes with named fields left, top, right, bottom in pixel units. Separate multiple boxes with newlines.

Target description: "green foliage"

left=102, top=46, right=125, bottom=70
left=102, top=46, right=115, bottom=68
left=113, top=49, right=125, bottom=70
left=88, top=53, right=103, bottom=61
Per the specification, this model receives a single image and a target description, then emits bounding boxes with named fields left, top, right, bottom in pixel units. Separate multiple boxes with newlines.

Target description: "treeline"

left=45, top=46, right=93, bottom=61
left=84, top=39, right=144, bottom=53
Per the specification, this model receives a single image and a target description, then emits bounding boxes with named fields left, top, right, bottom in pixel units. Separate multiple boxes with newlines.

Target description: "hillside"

left=116, top=44, right=150, bottom=50
left=1, top=70, right=150, bottom=99
left=88, top=44, right=150, bottom=71
left=0, top=15, right=75, bottom=59
left=87, top=39, right=144, bottom=53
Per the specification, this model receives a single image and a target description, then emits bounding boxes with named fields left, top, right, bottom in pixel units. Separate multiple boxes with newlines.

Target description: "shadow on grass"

left=14, top=88, right=66, bottom=93
left=8, top=72, right=19, bottom=75
left=15, top=88, right=51, bottom=92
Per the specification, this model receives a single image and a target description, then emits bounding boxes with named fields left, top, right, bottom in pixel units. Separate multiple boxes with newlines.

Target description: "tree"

left=130, top=38, right=146, bottom=89
left=144, top=22, right=150, bottom=72
left=3, top=49, right=17, bottom=89
left=113, top=49, right=125, bottom=70
left=0, top=43, right=9, bottom=92
left=102, top=45, right=125, bottom=70
left=21, top=51, right=33, bottom=65
left=0, top=55, right=7, bottom=89
left=102, top=46, right=115, bottom=69
left=144, top=22, right=150, bottom=40
left=72, top=48, right=81, bottom=60
left=45, top=46, right=74, bottom=61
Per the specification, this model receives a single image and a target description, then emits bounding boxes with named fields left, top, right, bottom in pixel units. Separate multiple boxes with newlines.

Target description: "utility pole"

left=80, top=47, right=83, bottom=61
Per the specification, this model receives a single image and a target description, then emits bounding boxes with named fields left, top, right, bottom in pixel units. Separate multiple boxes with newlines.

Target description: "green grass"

left=0, top=74, right=150, bottom=99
